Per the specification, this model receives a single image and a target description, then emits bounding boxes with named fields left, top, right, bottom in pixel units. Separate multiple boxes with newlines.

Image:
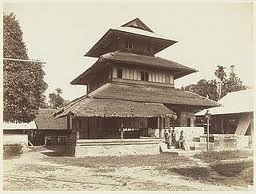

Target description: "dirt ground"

left=3, top=148, right=254, bottom=191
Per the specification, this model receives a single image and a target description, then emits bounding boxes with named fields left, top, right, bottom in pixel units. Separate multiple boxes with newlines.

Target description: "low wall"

left=174, top=127, right=204, bottom=141
left=210, top=134, right=251, bottom=150
left=75, top=138, right=161, bottom=157
left=3, top=134, right=28, bottom=146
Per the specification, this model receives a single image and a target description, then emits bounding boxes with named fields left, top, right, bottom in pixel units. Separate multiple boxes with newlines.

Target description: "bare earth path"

left=3, top=149, right=253, bottom=191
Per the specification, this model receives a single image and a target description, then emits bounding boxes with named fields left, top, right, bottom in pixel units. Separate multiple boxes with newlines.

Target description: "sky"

left=3, top=1, right=254, bottom=101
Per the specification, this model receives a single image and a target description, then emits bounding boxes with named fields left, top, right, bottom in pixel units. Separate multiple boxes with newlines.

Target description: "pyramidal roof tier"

left=71, top=51, right=198, bottom=85
left=85, top=18, right=177, bottom=57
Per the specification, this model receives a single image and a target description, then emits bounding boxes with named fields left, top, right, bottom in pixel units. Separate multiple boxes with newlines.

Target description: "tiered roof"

left=54, top=83, right=219, bottom=118
left=71, top=51, right=197, bottom=85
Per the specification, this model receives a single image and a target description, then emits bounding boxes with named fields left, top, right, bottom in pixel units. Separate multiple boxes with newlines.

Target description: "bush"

left=3, top=144, right=23, bottom=158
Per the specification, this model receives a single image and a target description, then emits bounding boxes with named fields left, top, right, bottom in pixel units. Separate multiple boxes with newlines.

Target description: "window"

left=145, top=72, right=149, bottom=81
left=125, top=40, right=133, bottom=49
left=117, top=68, right=123, bottom=78
left=141, top=71, right=149, bottom=81
left=165, top=74, right=170, bottom=83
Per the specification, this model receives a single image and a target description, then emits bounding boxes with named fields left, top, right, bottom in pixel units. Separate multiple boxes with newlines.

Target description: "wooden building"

left=54, top=18, right=219, bottom=140
left=33, top=109, right=69, bottom=146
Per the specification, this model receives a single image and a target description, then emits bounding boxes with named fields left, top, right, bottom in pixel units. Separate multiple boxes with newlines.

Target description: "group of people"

left=164, top=127, right=186, bottom=150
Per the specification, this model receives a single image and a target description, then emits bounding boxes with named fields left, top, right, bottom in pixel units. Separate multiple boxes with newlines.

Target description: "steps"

left=160, top=135, right=214, bottom=155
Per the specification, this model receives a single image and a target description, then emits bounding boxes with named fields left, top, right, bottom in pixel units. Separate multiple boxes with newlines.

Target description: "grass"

left=210, top=160, right=253, bottom=177
left=44, top=154, right=196, bottom=169
left=169, top=166, right=211, bottom=180
left=194, top=150, right=253, bottom=162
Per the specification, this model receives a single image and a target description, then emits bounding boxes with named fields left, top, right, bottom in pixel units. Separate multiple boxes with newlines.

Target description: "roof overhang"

left=85, top=28, right=177, bottom=57
left=55, top=98, right=176, bottom=119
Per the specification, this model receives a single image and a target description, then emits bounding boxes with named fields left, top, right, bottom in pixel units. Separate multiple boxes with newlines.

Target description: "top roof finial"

left=121, top=18, right=154, bottom=33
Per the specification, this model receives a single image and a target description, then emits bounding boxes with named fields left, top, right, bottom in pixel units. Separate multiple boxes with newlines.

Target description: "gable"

left=121, top=18, right=154, bottom=32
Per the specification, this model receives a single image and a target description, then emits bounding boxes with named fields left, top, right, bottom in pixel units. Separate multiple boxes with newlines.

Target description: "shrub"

left=3, top=144, right=23, bottom=158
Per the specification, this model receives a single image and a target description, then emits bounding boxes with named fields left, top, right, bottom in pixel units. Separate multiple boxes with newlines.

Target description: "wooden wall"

left=117, top=35, right=154, bottom=56
left=112, top=66, right=174, bottom=85
left=74, top=117, right=162, bottom=139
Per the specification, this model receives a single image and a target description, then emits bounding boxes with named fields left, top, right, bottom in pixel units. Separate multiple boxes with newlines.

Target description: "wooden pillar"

left=220, top=118, right=224, bottom=134
left=120, top=119, right=124, bottom=139
left=158, top=117, right=163, bottom=138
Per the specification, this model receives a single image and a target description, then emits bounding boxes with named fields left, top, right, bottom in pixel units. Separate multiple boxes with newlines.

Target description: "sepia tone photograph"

left=2, top=0, right=255, bottom=192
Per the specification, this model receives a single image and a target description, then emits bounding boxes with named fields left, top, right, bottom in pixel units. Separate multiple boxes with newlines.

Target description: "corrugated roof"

left=35, top=109, right=67, bottom=130
left=88, top=82, right=219, bottom=107
left=195, top=89, right=254, bottom=116
left=3, top=121, right=37, bottom=130
left=55, top=98, right=175, bottom=118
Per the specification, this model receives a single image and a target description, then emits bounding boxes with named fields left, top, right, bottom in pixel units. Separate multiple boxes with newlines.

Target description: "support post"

left=120, top=121, right=124, bottom=139
left=159, top=117, right=162, bottom=138
left=205, top=110, right=211, bottom=151
left=207, top=116, right=210, bottom=151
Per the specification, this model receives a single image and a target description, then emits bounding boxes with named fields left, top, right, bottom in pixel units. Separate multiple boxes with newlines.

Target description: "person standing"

left=164, top=129, right=168, bottom=144
left=171, top=128, right=177, bottom=147
left=178, top=130, right=185, bottom=150
left=166, top=131, right=171, bottom=149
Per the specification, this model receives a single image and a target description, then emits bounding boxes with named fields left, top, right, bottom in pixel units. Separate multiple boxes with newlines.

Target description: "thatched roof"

left=54, top=82, right=219, bottom=119
left=89, top=83, right=220, bottom=107
left=55, top=98, right=175, bottom=118
left=35, top=109, right=67, bottom=130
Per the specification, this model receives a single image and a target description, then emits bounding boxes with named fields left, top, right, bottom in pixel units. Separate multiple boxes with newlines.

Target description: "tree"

left=49, top=88, right=65, bottom=109
left=222, top=65, right=246, bottom=94
left=183, top=65, right=247, bottom=101
left=214, top=65, right=226, bottom=100
left=3, top=13, right=48, bottom=123
left=182, top=79, right=218, bottom=101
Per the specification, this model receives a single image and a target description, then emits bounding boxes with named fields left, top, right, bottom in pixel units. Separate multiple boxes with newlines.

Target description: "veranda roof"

left=55, top=98, right=176, bottom=118
left=88, top=83, right=220, bottom=107
left=195, top=89, right=254, bottom=116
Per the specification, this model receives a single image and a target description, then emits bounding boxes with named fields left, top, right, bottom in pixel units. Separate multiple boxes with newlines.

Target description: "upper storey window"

left=125, top=40, right=133, bottom=50
left=141, top=71, right=149, bottom=81
left=117, top=68, right=123, bottom=78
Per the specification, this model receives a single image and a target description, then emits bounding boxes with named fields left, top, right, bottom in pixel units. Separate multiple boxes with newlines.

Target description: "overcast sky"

left=4, top=1, right=254, bottom=101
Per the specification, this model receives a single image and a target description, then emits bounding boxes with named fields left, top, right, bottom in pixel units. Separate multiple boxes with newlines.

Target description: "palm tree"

left=214, top=66, right=226, bottom=100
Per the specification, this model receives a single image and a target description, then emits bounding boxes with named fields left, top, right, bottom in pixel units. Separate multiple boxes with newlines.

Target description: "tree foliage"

left=182, top=65, right=247, bottom=101
left=49, top=88, right=65, bottom=109
left=3, top=13, right=48, bottom=123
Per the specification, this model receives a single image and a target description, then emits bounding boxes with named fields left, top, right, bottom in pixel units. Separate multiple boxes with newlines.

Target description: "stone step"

left=161, top=150, right=202, bottom=157
left=188, top=142, right=215, bottom=151
left=192, top=136, right=207, bottom=142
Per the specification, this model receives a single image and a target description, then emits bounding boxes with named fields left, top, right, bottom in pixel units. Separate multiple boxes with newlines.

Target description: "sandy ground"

left=3, top=148, right=253, bottom=191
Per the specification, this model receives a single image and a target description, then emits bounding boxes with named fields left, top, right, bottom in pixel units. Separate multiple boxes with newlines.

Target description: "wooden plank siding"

left=112, top=66, right=174, bottom=85
left=74, top=117, right=166, bottom=139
